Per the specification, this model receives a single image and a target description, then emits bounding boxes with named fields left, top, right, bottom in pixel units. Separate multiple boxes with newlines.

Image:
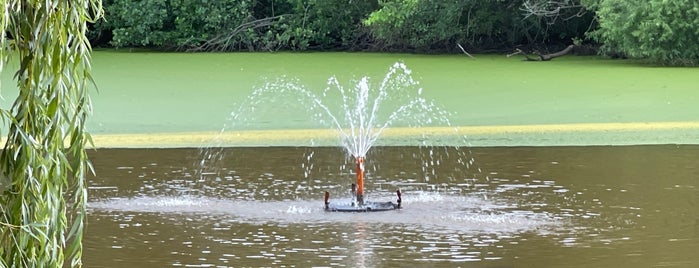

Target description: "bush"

left=105, top=0, right=253, bottom=49
left=589, top=0, right=699, bottom=65
left=96, top=0, right=376, bottom=51
left=92, top=0, right=596, bottom=52
left=364, top=0, right=592, bottom=52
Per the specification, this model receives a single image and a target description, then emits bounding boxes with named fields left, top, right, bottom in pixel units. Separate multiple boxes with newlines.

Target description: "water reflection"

left=86, top=146, right=699, bottom=267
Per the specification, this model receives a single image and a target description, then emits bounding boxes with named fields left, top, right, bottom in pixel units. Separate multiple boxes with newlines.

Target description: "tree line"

left=91, top=0, right=699, bottom=65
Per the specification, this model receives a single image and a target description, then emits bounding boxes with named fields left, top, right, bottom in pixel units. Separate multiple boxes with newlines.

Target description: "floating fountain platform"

left=323, top=157, right=402, bottom=212
left=324, top=189, right=401, bottom=212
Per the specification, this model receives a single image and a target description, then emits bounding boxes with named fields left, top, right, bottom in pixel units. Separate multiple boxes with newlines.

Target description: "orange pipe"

left=355, top=157, right=365, bottom=204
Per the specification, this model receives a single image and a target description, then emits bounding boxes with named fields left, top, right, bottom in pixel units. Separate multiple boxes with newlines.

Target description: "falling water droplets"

left=197, top=61, right=486, bottom=189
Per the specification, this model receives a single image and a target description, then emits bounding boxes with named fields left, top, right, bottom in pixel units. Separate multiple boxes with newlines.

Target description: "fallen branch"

left=507, top=50, right=523, bottom=58
left=456, top=43, right=475, bottom=58
left=511, top=45, right=575, bottom=61
left=540, top=44, right=575, bottom=60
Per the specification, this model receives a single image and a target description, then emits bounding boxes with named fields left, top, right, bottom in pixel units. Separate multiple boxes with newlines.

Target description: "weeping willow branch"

left=0, top=1, right=103, bottom=267
left=0, top=221, right=30, bottom=229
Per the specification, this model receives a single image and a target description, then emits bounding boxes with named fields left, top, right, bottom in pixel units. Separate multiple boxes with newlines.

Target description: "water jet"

left=203, top=62, right=465, bottom=212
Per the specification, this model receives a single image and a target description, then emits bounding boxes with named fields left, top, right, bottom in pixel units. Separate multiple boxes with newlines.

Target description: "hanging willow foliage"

left=0, top=0, right=102, bottom=267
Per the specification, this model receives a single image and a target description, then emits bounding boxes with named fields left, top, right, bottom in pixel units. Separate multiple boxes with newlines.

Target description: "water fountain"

left=85, top=59, right=668, bottom=267
left=209, top=61, right=461, bottom=212
left=85, top=61, right=654, bottom=267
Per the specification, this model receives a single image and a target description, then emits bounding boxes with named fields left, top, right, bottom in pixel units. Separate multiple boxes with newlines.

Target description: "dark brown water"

left=85, top=145, right=699, bottom=267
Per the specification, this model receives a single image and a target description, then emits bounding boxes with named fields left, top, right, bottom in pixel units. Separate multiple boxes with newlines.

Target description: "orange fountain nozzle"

left=355, top=157, right=365, bottom=205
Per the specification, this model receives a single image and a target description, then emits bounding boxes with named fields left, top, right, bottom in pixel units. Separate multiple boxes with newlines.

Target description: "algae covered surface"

left=2, top=51, right=698, bottom=147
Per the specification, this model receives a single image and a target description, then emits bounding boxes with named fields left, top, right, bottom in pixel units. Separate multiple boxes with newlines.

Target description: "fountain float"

left=324, top=156, right=402, bottom=212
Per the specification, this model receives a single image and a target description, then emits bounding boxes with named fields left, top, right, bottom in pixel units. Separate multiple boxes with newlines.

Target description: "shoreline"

left=85, top=121, right=699, bottom=148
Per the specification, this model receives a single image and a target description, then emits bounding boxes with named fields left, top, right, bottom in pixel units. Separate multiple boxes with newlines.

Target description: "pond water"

left=86, top=145, right=698, bottom=267
left=4, top=52, right=696, bottom=140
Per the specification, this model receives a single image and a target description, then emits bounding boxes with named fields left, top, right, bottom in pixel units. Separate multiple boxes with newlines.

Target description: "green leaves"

left=590, top=0, right=699, bottom=65
left=0, top=0, right=102, bottom=267
left=103, top=0, right=377, bottom=51
left=364, top=0, right=593, bottom=51
left=107, top=0, right=255, bottom=49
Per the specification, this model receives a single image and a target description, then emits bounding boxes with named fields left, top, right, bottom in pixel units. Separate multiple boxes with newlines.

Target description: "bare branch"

left=507, top=50, right=523, bottom=58
left=510, top=45, right=576, bottom=61
left=456, top=43, right=475, bottom=59
left=521, top=0, right=587, bottom=23
left=184, top=15, right=291, bottom=52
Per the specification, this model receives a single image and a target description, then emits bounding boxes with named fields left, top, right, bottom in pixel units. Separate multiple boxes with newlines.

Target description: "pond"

left=4, top=51, right=697, bottom=267
left=86, top=145, right=698, bottom=267
left=4, top=52, right=696, bottom=145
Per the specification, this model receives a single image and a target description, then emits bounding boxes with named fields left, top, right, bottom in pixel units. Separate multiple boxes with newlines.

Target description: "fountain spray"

left=239, top=62, right=438, bottom=212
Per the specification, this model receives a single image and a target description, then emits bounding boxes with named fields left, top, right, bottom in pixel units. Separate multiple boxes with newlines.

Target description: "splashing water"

left=225, top=62, right=453, bottom=158
left=322, top=62, right=450, bottom=157
left=196, top=62, right=480, bottom=190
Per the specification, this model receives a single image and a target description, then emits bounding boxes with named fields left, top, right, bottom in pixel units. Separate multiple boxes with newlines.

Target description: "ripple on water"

left=89, top=191, right=560, bottom=235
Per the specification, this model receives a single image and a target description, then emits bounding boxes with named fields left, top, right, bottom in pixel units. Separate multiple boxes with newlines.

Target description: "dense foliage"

left=365, top=0, right=592, bottom=51
left=1, top=0, right=102, bottom=267
left=90, top=0, right=699, bottom=65
left=95, top=0, right=377, bottom=51
left=91, top=0, right=591, bottom=52
left=588, top=0, right=699, bottom=65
